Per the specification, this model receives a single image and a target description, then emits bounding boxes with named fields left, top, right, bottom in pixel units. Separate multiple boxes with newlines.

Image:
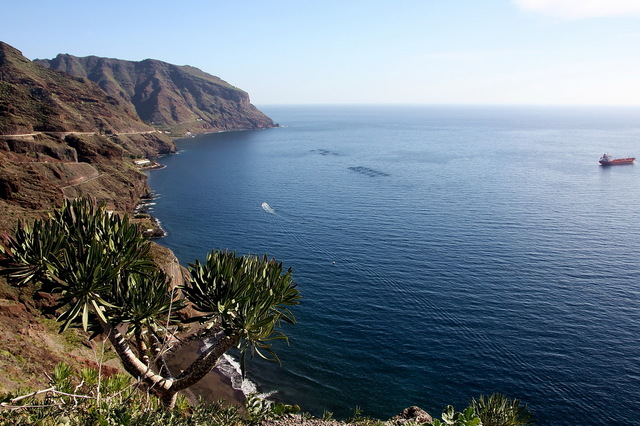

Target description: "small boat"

left=599, top=153, right=635, bottom=166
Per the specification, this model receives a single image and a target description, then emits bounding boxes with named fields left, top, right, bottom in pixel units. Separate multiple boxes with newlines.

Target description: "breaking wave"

left=216, top=354, right=258, bottom=396
left=216, top=354, right=276, bottom=399
left=200, top=337, right=274, bottom=400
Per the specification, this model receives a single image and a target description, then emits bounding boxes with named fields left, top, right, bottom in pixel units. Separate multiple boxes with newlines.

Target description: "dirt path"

left=60, top=172, right=102, bottom=194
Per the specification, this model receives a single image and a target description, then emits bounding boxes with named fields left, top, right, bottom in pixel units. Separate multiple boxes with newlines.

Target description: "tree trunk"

left=171, top=332, right=239, bottom=392
left=134, top=327, right=150, bottom=366
left=98, top=318, right=239, bottom=408
left=98, top=318, right=174, bottom=393
left=148, top=327, right=171, bottom=377
left=161, top=391, right=178, bottom=410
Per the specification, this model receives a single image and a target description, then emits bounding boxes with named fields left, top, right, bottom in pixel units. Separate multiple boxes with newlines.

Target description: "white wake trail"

left=261, top=202, right=276, bottom=214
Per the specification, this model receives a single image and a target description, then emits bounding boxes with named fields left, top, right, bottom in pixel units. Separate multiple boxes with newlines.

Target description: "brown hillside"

left=0, top=42, right=177, bottom=233
left=0, top=42, right=156, bottom=136
left=35, top=54, right=275, bottom=135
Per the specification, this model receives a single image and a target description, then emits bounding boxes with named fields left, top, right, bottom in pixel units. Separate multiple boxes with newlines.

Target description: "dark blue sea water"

left=147, top=105, right=640, bottom=425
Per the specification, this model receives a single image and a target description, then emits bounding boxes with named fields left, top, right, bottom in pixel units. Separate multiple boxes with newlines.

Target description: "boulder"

left=390, top=406, right=433, bottom=424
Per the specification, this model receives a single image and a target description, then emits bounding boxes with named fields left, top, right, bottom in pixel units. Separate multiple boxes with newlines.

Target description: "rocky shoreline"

left=133, top=193, right=167, bottom=239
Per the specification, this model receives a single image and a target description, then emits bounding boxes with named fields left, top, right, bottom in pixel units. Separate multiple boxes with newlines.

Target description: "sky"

left=3, top=0, right=640, bottom=105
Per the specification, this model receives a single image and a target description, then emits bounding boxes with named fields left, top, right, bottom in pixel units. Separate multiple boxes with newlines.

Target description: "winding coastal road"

left=0, top=130, right=160, bottom=138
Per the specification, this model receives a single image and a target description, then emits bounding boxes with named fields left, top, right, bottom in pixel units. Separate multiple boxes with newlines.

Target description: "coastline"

left=134, top=194, right=166, bottom=239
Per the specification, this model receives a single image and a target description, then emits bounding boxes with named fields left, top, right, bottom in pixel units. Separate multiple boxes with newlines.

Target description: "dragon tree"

left=0, top=198, right=301, bottom=408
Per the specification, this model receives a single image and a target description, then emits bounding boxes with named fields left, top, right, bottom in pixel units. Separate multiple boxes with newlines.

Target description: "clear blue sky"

left=3, top=0, right=640, bottom=105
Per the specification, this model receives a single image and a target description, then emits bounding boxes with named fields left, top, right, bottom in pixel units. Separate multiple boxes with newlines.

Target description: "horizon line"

left=256, top=102, right=640, bottom=108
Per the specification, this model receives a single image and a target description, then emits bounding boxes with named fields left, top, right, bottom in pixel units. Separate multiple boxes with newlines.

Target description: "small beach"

left=167, top=340, right=246, bottom=408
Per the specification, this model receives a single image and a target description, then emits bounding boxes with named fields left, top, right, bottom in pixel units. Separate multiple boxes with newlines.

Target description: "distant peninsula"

left=34, top=53, right=274, bottom=135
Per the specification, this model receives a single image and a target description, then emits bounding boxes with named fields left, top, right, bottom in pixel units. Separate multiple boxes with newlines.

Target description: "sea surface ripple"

left=147, top=105, right=640, bottom=425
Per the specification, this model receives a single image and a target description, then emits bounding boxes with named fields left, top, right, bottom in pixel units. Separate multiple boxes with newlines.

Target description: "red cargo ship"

left=599, top=154, right=635, bottom=166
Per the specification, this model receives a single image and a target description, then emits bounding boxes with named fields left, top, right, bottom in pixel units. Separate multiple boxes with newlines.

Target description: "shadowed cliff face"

left=35, top=54, right=275, bottom=134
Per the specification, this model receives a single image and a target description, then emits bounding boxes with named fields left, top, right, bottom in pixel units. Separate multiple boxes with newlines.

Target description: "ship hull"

left=599, top=158, right=635, bottom=166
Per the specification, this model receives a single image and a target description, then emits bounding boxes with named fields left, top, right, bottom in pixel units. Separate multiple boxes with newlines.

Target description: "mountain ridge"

left=0, top=42, right=155, bottom=136
left=35, top=53, right=274, bottom=135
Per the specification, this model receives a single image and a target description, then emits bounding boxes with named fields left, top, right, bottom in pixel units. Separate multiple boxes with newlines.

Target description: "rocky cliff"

left=0, top=42, right=174, bottom=232
left=35, top=54, right=274, bottom=135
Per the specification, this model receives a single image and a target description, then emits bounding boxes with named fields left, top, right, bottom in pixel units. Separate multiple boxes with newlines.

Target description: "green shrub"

left=471, top=393, right=536, bottom=426
left=0, top=363, right=244, bottom=425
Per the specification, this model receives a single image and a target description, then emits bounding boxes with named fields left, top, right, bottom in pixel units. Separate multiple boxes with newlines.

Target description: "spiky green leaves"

left=0, top=216, right=66, bottom=286
left=0, top=198, right=168, bottom=332
left=111, top=270, right=185, bottom=331
left=183, top=250, right=301, bottom=367
left=471, top=393, right=536, bottom=426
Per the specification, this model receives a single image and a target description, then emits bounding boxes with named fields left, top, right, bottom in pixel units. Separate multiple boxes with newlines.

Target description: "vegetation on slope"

left=0, top=362, right=535, bottom=426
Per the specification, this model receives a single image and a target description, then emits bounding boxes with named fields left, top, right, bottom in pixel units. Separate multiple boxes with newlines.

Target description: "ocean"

left=146, top=105, right=640, bottom=425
